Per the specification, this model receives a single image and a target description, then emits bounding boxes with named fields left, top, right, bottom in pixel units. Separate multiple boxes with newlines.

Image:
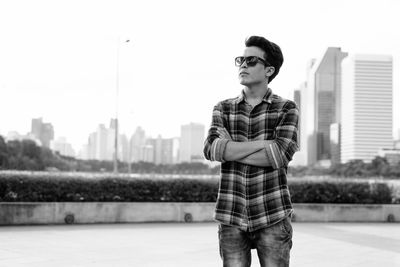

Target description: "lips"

left=239, top=71, right=249, bottom=75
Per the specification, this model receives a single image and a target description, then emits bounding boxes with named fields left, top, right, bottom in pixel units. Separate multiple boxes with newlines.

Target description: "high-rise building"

left=172, top=137, right=180, bottom=164
left=31, top=118, right=42, bottom=139
left=145, top=135, right=174, bottom=165
left=290, top=84, right=306, bottom=166
left=30, top=118, right=54, bottom=148
left=96, top=124, right=109, bottom=160
left=160, top=138, right=174, bottom=165
left=84, top=120, right=125, bottom=161
left=120, top=134, right=129, bottom=162
left=50, top=137, right=75, bottom=157
left=301, top=59, right=317, bottom=166
left=179, top=122, right=205, bottom=163
left=300, top=48, right=347, bottom=166
left=87, top=132, right=97, bottom=159
left=142, top=144, right=154, bottom=163
left=6, top=131, right=41, bottom=146
left=130, top=127, right=146, bottom=162
left=329, top=123, right=341, bottom=166
left=341, top=54, right=393, bottom=163
left=313, top=48, right=348, bottom=161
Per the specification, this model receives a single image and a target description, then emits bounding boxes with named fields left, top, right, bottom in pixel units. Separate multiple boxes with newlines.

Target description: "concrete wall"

left=0, top=202, right=214, bottom=225
left=0, top=202, right=399, bottom=225
left=293, top=204, right=400, bottom=222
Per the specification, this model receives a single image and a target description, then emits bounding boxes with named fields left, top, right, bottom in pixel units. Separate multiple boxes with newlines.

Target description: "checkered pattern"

left=204, top=88, right=299, bottom=232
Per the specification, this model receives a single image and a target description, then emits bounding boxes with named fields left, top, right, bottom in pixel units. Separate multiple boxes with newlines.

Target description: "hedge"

left=0, top=172, right=397, bottom=204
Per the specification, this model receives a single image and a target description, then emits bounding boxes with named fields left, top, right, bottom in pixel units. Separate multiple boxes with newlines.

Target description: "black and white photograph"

left=0, top=0, right=399, bottom=266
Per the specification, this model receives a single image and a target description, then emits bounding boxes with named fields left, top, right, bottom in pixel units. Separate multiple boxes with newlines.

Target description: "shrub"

left=0, top=172, right=396, bottom=204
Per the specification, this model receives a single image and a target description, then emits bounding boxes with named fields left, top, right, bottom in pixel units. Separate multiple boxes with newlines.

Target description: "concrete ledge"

left=0, top=202, right=399, bottom=225
left=292, top=203, right=400, bottom=222
left=0, top=202, right=215, bottom=225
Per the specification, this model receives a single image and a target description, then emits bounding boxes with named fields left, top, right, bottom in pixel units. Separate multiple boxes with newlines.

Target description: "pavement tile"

left=0, top=222, right=399, bottom=267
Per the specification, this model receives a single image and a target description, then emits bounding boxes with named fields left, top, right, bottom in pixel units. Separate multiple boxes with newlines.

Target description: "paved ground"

left=0, top=222, right=399, bottom=267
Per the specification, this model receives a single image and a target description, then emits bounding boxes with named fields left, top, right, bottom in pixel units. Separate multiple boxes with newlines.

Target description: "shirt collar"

left=236, top=87, right=273, bottom=104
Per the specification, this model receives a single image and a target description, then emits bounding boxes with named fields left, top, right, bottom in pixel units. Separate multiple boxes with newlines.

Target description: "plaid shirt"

left=203, top=88, right=299, bottom=232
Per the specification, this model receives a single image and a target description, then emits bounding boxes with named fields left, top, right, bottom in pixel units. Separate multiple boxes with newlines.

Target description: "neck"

left=244, top=83, right=269, bottom=100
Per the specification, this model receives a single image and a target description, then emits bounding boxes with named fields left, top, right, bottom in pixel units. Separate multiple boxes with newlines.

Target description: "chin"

left=239, top=79, right=249, bottom=86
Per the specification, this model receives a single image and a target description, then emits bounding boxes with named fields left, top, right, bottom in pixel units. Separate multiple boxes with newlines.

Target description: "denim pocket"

left=280, top=217, right=293, bottom=236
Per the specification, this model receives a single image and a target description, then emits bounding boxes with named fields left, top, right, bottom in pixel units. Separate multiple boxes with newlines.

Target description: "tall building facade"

left=290, top=84, right=306, bottom=166
left=30, top=118, right=54, bottom=148
left=87, top=132, right=97, bottom=159
left=300, top=48, right=347, bottom=166
left=313, top=48, right=348, bottom=161
left=84, top=120, right=125, bottom=161
left=341, top=54, right=393, bottom=163
left=179, top=123, right=205, bottom=163
left=50, top=137, right=75, bottom=157
left=120, top=134, right=129, bottom=162
left=95, top=124, right=109, bottom=160
left=130, top=126, right=146, bottom=162
left=147, top=135, right=174, bottom=165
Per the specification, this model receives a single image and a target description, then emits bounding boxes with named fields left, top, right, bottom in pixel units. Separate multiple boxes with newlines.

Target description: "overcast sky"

left=1, top=0, right=399, bottom=151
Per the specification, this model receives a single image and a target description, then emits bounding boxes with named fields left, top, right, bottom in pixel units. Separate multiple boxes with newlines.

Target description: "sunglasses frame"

left=234, top=56, right=269, bottom=67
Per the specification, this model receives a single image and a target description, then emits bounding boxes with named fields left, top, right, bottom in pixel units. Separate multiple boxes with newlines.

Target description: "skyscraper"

left=130, top=126, right=146, bottom=162
left=30, top=118, right=54, bottom=148
left=290, top=84, right=307, bottom=166
left=341, top=54, right=393, bottom=163
left=148, top=135, right=174, bottom=165
left=179, top=122, right=205, bottom=163
left=301, top=48, right=347, bottom=166
left=87, top=132, right=97, bottom=159
left=313, top=48, right=348, bottom=161
left=96, top=124, right=109, bottom=160
left=120, top=134, right=129, bottom=162
left=85, top=121, right=123, bottom=161
left=50, top=137, right=75, bottom=157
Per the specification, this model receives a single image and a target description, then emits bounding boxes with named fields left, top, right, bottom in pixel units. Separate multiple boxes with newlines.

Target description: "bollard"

left=184, top=213, right=193, bottom=223
left=387, top=214, right=395, bottom=223
left=64, top=214, right=75, bottom=224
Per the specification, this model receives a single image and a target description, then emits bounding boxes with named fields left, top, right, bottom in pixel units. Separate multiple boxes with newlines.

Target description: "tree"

left=0, top=135, right=8, bottom=168
left=370, top=156, right=389, bottom=176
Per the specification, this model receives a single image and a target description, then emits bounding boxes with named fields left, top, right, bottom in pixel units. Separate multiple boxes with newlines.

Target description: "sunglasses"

left=234, top=56, right=269, bottom=67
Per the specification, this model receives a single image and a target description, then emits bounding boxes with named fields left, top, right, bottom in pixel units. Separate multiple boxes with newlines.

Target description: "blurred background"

left=0, top=0, right=399, bottom=174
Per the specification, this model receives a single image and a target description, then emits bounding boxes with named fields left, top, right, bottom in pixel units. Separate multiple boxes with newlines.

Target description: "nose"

left=239, top=60, right=248, bottom=68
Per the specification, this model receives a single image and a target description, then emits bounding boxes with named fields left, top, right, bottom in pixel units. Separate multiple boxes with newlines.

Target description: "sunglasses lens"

left=235, top=57, right=244, bottom=66
left=246, top=56, right=258, bottom=66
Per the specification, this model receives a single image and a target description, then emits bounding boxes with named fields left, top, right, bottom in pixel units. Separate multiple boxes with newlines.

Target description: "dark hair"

left=245, top=36, right=284, bottom=83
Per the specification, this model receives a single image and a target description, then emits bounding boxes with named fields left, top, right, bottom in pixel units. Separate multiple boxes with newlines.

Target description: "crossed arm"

left=216, top=127, right=272, bottom=167
left=203, top=102, right=299, bottom=169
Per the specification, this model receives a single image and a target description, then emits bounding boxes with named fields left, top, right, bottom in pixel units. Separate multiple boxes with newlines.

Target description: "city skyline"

left=1, top=0, right=400, bottom=151
left=3, top=118, right=206, bottom=161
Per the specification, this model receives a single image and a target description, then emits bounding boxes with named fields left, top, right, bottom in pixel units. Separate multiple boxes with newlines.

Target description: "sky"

left=1, top=0, right=400, bottom=152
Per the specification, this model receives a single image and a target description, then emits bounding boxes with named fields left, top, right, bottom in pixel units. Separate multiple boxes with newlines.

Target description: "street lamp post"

left=113, top=38, right=130, bottom=173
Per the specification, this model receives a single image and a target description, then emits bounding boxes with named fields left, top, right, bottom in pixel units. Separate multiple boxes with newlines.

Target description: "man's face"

left=238, top=46, right=270, bottom=86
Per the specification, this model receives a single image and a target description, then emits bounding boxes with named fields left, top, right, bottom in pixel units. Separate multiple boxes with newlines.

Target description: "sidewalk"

left=0, top=222, right=399, bottom=266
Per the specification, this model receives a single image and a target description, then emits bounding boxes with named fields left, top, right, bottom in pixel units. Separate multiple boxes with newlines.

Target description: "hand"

left=216, top=127, right=232, bottom=140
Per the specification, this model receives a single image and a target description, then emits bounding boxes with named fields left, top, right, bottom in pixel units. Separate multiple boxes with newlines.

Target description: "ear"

left=265, top=66, right=275, bottom=77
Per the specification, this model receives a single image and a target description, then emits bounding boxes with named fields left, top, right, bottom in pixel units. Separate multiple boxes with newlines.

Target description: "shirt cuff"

left=211, top=138, right=230, bottom=162
left=264, top=142, right=283, bottom=169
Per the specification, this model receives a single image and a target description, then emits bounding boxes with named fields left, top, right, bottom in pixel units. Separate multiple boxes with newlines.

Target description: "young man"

left=203, top=36, right=299, bottom=267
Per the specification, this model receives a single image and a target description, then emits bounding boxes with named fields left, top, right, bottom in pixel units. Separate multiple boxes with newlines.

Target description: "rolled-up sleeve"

left=203, top=103, right=229, bottom=162
left=264, top=101, right=299, bottom=169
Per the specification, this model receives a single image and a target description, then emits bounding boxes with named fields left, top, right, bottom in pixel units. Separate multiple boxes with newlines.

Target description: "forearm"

left=238, top=138, right=298, bottom=169
left=223, top=140, right=266, bottom=161
left=236, top=149, right=272, bottom=167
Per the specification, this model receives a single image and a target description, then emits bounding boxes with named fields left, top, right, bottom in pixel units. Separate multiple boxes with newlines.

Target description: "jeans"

left=218, top=217, right=293, bottom=267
